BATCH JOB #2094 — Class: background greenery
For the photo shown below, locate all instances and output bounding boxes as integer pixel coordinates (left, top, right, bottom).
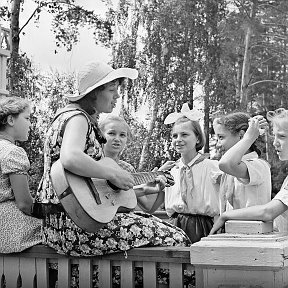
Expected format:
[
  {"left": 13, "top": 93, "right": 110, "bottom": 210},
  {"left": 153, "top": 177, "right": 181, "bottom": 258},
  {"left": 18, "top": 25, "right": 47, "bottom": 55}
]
[{"left": 2, "top": 0, "right": 288, "bottom": 197}]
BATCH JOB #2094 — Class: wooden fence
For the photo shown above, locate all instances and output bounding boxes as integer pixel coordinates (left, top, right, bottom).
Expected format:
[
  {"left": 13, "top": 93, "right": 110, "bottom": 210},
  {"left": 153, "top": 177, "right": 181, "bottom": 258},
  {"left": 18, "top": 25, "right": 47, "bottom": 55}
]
[{"left": 0, "top": 244, "right": 198, "bottom": 288}]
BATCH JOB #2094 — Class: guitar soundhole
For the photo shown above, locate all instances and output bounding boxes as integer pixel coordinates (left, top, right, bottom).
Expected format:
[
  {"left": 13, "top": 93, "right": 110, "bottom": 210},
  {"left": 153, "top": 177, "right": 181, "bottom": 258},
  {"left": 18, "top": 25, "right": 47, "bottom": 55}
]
[{"left": 106, "top": 180, "right": 121, "bottom": 192}]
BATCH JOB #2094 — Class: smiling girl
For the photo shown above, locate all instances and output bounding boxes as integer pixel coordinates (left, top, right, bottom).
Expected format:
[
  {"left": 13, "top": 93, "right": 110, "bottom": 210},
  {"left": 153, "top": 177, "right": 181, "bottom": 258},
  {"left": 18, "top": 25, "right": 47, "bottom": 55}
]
[
  {"left": 210, "top": 108, "right": 288, "bottom": 234},
  {"left": 213, "top": 112, "right": 271, "bottom": 214},
  {"left": 158, "top": 103, "right": 221, "bottom": 243},
  {"left": 99, "top": 115, "right": 177, "bottom": 215},
  {"left": 0, "top": 96, "right": 42, "bottom": 253},
  {"left": 99, "top": 115, "right": 135, "bottom": 173}
]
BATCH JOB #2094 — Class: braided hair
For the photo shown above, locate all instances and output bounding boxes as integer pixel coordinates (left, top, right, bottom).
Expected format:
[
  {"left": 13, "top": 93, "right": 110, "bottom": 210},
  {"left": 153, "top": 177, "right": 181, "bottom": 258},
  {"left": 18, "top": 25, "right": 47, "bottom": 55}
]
[{"left": 214, "top": 112, "right": 261, "bottom": 156}]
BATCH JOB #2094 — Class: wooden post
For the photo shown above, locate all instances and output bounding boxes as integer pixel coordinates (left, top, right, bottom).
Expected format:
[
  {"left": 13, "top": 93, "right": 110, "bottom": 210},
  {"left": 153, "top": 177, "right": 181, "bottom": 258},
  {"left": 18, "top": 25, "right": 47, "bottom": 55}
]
[
  {"left": 190, "top": 220, "right": 288, "bottom": 288},
  {"left": 0, "top": 25, "right": 11, "bottom": 96}
]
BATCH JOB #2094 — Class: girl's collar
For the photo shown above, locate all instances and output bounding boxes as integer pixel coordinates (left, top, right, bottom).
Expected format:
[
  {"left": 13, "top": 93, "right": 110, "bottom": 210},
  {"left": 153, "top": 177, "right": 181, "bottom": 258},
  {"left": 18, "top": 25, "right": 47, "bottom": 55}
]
[{"left": 180, "top": 152, "right": 200, "bottom": 166}]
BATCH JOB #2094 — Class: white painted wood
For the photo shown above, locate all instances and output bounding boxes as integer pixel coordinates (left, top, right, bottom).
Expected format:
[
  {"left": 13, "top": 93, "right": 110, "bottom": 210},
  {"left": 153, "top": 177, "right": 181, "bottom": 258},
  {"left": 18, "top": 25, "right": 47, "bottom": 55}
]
[
  {"left": 58, "top": 258, "right": 71, "bottom": 288},
  {"left": 20, "top": 258, "right": 36, "bottom": 288},
  {"left": 169, "top": 263, "right": 183, "bottom": 288},
  {"left": 0, "top": 256, "right": 3, "bottom": 275},
  {"left": 79, "top": 258, "right": 93, "bottom": 288},
  {"left": 0, "top": 245, "right": 193, "bottom": 288},
  {"left": 191, "top": 232, "right": 288, "bottom": 287},
  {"left": 98, "top": 259, "right": 112, "bottom": 288},
  {"left": 121, "top": 261, "right": 134, "bottom": 288},
  {"left": 204, "top": 268, "right": 276, "bottom": 288},
  {"left": 191, "top": 233, "right": 288, "bottom": 268},
  {"left": 36, "top": 258, "right": 49, "bottom": 288},
  {"left": 143, "top": 261, "right": 157, "bottom": 288},
  {"left": 225, "top": 220, "right": 273, "bottom": 234},
  {"left": 3, "top": 257, "right": 19, "bottom": 288},
  {"left": 0, "top": 26, "right": 10, "bottom": 97}
]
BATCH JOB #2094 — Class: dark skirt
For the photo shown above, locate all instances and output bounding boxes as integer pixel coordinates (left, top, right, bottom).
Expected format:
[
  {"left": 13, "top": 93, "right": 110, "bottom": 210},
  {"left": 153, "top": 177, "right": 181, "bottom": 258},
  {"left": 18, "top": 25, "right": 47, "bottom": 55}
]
[{"left": 169, "top": 213, "right": 214, "bottom": 244}]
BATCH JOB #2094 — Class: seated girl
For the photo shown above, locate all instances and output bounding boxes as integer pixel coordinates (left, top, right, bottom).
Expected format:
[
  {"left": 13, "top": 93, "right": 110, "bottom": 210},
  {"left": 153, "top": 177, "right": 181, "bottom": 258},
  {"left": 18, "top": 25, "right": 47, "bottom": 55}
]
[{"left": 0, "top": 96, "right": 42, "bottom": 253}]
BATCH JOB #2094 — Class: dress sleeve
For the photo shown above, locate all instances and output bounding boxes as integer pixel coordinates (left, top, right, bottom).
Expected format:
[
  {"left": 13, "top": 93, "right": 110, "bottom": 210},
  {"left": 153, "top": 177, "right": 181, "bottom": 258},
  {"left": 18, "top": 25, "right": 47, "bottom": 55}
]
[
  {"left": 2, "top": 146, "right": 30, "bottom": 175},
  {"left": 273, "top": 176, "right": 288, "bottom": 207},
  {"left": 207, "top": 159, "right": 222, "bottom": 184}
]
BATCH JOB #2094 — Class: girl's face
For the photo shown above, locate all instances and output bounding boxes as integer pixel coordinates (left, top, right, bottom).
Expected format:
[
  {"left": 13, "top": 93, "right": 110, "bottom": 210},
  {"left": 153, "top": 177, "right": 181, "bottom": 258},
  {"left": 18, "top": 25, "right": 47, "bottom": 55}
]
[
  {"left": 172, "top": 122, "right": 198, "bottom": 156},
  {"left": 93, "top": 80, "right": 120, "bottom": 113},
  {"left": 213, "top": 123, "right": 241, "bottom": 154},
  {"left": 103, "top": 121, "right": 128, "bottom": 156},
  {"left": 273, "top": 120, "right": 288, "bottom": 161},
  {"left": 12, "top": 107, "right": 31, "bottom": 141}
]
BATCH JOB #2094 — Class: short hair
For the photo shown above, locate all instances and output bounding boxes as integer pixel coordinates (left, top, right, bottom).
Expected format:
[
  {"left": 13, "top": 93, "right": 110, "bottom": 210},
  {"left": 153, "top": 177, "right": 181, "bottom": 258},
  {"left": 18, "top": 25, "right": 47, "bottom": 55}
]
[
  {"left": 99, "top": 115, "right": 132, "bottom": 139},
  {"left": 173, "top": 116, "right": 205, "bottom": 152},
  {"left": 0, "top": 96, "right": 30, "bottom": 130}
]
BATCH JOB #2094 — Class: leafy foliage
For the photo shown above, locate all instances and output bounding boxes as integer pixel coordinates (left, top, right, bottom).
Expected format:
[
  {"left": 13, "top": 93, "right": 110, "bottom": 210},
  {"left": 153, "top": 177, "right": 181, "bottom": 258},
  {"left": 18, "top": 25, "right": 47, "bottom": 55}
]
[{"left": 4, "top": 0, "right": 288, "bottom": 196}]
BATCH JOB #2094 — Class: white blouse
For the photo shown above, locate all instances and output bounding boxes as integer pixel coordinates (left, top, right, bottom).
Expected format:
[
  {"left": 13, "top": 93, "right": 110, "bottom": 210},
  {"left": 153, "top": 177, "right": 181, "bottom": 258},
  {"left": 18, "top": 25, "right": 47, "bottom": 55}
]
[
  {"left": 165, "top": 154, "right": 221, "bottom": 217},
  {"left": 273, "top": 176, "right": 288, "bottom": 232},
  {"left": 221, "top": 152, "right": 271, "bottom": 212}
]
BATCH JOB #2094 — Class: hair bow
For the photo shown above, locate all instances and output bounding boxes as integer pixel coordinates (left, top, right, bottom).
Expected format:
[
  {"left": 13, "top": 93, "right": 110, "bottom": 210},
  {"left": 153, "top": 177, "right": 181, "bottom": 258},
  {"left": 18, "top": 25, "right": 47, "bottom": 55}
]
[{"left": 164, "top": 103, "right": 204, "bottom": 124}]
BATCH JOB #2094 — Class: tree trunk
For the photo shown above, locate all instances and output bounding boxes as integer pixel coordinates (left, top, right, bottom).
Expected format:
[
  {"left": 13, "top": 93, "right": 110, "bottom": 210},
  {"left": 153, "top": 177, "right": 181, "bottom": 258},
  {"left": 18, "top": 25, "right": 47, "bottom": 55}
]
[
  {"left": 204, "top": 84, "right": 210, "bottom": 154},
  {"left": 138, "top": 97, "right": 159, "bottom": 171},
  {"left": 9, "top": 0, "right": 21, "bottom": 95},
  {"left": 240, "top": 0, "right": 258, "bottom": 108}
]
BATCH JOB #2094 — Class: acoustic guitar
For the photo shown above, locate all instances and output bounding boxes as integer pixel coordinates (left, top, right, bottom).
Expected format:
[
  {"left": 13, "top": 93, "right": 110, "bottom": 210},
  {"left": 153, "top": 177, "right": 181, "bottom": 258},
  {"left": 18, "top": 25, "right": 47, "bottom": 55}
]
[{"left": 50, "top": 157, "right": 174, "bottom": 233}]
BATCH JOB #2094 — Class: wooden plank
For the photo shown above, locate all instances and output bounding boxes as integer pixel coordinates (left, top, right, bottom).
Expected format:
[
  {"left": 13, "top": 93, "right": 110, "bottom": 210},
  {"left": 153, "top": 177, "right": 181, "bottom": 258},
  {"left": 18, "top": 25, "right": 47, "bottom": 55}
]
[
  {"left": 79, "top": 258, "right": 93, "bottom": 288},
  {"left": 0, "top": 256, "right": 4, "bottom": 275},
  {"left": 20, "top": 258, "right": 36, "bottom": 288},
  {"left": 3, "top": 257, "right": 19, "bottom": 288},
  {"left": 120, "top": 260, "right": 134, "bottom": 288},
  {"left": 36, "top": 258, "right": 49, "bottom": 288},
  {"left": 98, "top": 260, "right": 112, "bottom": 288},
  {"left": 143, "top": 262, "right": 157, "bottom": 288},
  {"left": 1, "top": 245, "right": 191, "bottom": 263},
  {"left": 169, "top": 263, "right": 183, "bottom": 288},
  {"left": 204, "top": 268, "right": 275, "bottom": 288},
  {"left": 225, "top": 220, "right": 273, "bottom": 234},
  {"left": 58, "top": 258, "right": 71, "bottom": 288},
  {"left": 195, "top": 267, "right": 203, "bottom": 288},
  {"left": 190, "top": 235, "right": 288, "bottom": 269}
]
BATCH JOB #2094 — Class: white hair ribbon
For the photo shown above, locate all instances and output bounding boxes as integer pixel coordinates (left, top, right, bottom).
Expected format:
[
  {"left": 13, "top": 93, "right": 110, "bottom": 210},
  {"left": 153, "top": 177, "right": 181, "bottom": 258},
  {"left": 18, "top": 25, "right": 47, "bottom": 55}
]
[{"left": 164, "top": 103, "right": 204, "bottom": 124}]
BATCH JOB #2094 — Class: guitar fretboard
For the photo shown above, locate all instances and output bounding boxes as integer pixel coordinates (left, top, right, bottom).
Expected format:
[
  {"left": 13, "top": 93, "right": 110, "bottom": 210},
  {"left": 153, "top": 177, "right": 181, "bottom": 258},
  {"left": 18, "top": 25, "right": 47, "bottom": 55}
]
[{"left": 132, "top": 172, "right": 165, "bottom": 186}]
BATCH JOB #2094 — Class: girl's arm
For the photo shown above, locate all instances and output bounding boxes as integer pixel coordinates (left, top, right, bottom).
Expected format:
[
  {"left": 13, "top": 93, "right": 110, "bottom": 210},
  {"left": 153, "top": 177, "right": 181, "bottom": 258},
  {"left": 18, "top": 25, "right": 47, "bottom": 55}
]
[
  {"left": 10, "top": 174, "right": 34, "bottom": 215},
  {"left": 136, "top": 190, "right": 165, "bottom": 213},
  {"left": 219, "top": 117, "right": 265, "bottom": 179},
  {"left": 135, "top": 177, "right": 166, "bottom": 213},
  {"left": 157, "top": 161, "right": 176, "bottom": 171},
  {"left": 210, "top": 200, "right": 288, "bottom": 234},
  {"left": 60, "top": 115, "right": 135, "bottom": 190}
]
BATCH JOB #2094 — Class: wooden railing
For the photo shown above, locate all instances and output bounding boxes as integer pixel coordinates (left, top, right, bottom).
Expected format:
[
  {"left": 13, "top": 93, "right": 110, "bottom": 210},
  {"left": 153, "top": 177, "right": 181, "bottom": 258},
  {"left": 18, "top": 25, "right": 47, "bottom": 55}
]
[{"left": 0, "top": 244, "right": 197, "bottom": 288}]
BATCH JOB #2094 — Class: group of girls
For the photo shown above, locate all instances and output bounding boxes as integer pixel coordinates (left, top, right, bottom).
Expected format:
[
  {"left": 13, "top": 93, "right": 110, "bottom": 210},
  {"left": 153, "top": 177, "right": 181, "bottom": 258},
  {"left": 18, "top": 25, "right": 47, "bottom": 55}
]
[{"left": 1, "top": 60, "right": 288, "bottom": 260}]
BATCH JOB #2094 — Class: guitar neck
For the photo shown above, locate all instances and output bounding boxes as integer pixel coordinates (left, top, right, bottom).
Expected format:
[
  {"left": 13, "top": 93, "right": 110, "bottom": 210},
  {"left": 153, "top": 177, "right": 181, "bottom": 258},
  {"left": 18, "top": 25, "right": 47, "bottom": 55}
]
[{"left": 132, "top": 171, "right": 164, "bottom": 185}]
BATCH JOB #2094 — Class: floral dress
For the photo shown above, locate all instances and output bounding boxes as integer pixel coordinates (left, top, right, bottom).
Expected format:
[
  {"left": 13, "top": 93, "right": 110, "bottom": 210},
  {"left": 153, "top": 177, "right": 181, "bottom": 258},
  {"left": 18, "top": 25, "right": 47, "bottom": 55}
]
[
  {"left": 35, "top": 109, "right": 190, "bottom": 257},
  {"left": 0, "top": 139, "right": 42, "bottom": 253}
]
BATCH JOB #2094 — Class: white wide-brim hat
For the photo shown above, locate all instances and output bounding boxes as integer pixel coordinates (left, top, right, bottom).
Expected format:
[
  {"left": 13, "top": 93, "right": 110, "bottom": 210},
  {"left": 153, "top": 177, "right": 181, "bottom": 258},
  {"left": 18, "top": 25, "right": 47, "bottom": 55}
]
[{"left": 66, "top": 61, "right": 138, "bottom": 102}]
